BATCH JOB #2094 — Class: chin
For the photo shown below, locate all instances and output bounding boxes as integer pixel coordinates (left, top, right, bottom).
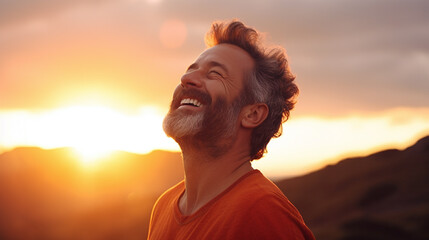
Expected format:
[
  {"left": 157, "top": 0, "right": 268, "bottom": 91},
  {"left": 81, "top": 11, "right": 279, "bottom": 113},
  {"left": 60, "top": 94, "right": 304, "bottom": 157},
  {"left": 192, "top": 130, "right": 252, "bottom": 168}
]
[{"left": 162, "top": 110, "right": 204, "bottom": 139}]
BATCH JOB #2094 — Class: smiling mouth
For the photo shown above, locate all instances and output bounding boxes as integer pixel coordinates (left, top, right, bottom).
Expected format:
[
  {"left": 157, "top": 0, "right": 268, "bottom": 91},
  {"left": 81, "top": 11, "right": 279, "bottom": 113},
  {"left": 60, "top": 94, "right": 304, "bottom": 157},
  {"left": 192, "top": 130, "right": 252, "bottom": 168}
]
[{"left": 180, "top": 98, "right": 202, "bottom": 107}]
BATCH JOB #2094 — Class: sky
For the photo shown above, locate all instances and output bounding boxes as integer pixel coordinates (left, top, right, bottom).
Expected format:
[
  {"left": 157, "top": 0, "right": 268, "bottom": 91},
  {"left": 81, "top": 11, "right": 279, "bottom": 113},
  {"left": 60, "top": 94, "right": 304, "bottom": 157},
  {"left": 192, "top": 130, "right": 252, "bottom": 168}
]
[{"left": 1, "top": 0, "right": 428, "bottom": 178}]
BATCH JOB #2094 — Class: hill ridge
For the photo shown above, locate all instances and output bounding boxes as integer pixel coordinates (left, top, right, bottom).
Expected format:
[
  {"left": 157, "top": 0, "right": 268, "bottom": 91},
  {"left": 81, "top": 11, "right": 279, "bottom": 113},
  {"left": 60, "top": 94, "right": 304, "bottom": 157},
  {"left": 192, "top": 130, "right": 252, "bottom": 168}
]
[
  {"left": 276, "top": 135, "right": 429, "bottom": 240},
  {"left": 0, "top": 136, "right": 428, "bottom": 239}
]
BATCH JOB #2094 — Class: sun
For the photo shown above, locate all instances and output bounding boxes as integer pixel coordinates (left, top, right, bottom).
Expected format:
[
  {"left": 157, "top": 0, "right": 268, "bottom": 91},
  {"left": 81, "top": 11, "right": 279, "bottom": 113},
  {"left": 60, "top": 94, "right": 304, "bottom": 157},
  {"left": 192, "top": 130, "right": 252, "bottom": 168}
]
[
  {"left": 0, "top": 104, "right": 179, "bottom": 166},
  {"left": 72, "top": 145, "right": 113, "bottom": 166},
  {"left": 58, "top": 105, "right": 171, "bottom": 166},
  {"left": 54, "top": 105, "right": 124, "bottom": 165}
]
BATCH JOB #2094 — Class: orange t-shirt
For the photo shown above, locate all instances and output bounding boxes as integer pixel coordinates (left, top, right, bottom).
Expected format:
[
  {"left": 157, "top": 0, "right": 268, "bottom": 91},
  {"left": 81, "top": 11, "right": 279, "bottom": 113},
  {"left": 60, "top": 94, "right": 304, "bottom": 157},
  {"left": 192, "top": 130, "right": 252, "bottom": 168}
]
[{"left": 148, "top": 170, "right": 315, "bottom": 240}]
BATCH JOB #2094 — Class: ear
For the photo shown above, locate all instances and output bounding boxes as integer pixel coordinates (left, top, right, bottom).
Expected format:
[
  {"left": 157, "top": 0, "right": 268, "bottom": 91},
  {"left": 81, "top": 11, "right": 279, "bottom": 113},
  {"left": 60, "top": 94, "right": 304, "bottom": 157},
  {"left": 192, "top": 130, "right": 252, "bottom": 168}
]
[{"left": 241, "top": 103, "right": 269, "bottom": 128}]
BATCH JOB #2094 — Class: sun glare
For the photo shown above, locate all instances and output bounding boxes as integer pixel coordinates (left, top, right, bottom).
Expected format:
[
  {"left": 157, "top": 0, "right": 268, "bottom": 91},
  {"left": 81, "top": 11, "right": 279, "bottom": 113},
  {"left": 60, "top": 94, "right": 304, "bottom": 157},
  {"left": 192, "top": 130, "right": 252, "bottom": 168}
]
[
  {"left": 253, "top": 108, "right": 429, "bottom": 177},
  {"left": 0, "top": 106, "right": 428, "bottom": 175},
  {"left": 0, "top": 105, "right": 179, "bottom": 166},
  {"left": 72, "top": 146, "right": 112, "bottom": 166},
  {"left": 62, "top": 106, "right": 122, "bottom": 165}
]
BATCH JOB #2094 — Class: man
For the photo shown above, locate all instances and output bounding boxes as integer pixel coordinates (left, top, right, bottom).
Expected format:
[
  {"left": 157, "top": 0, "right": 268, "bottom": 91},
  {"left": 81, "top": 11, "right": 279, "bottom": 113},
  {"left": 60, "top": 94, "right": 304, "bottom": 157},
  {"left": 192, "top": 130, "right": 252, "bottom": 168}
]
[{"left": 148, "top": 20, "right": 315, "bottom": 240}]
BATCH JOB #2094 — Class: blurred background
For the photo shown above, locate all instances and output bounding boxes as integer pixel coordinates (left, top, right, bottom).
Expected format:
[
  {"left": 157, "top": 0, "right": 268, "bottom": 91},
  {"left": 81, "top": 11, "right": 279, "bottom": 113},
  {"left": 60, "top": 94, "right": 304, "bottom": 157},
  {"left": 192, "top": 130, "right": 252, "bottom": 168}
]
[{"left": 0, "top": 0, "right": 428, "bottom": 239}]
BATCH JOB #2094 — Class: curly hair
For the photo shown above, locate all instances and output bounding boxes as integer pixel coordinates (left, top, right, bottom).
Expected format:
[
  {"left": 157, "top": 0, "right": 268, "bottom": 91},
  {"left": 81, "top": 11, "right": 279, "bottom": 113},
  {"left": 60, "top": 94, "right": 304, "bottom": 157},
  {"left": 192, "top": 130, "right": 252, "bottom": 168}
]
[{"left": 205, "top": 20, "right": 299, "bottom": 160}]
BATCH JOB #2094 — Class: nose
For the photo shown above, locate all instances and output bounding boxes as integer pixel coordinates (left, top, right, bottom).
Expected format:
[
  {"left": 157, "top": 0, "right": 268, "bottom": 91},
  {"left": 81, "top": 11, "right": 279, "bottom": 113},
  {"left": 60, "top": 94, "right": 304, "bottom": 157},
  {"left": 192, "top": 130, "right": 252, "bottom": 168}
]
[{"left": 180, "top": 70, "right": 203, "bottom": 88}]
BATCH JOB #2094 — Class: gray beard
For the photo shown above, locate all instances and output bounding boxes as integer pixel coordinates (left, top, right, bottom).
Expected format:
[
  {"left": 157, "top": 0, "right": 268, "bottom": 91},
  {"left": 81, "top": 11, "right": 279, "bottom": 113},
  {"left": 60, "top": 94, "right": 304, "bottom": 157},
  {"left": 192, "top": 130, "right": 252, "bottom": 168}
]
[
  {"left": 162, "top": 98, "right": 242, "bottom": 157},
  {"left": 162, "top": 109, "right": 204, "bottom": 139}
]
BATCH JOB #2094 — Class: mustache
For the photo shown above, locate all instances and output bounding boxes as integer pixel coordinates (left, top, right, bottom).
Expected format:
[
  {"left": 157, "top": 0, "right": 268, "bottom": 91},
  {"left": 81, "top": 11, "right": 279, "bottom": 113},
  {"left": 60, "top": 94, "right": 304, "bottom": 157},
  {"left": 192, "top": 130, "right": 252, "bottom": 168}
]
[{"left": 171, "top": 88, "right": 212, "bottom": 109}]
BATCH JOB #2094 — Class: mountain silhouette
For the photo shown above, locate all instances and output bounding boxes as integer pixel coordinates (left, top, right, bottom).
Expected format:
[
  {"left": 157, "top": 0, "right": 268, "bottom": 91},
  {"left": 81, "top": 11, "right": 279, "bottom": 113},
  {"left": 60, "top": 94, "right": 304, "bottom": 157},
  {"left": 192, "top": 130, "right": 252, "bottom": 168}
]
[
  {"left": 277, "top": 136, "right": 429, "bottom": 240},
  {"left": 0, "top": 147, "right": 183, "bottom": 240},
  {"left": 0, "top": 136, "right": 428, "bottom": 239}
]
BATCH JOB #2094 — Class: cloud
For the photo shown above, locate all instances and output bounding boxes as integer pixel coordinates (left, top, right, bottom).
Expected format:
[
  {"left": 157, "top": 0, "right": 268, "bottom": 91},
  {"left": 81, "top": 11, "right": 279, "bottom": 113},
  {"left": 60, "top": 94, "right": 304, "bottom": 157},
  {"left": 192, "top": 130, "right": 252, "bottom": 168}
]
[
  {"left": 0, "top": 0, "right": 118, "bottom": 28},
  {"left": 154, "top": 0, "right": 429, "bottom": 114},
  {"left": 0, "top": 0, "right": 428, "bottom": 115}
]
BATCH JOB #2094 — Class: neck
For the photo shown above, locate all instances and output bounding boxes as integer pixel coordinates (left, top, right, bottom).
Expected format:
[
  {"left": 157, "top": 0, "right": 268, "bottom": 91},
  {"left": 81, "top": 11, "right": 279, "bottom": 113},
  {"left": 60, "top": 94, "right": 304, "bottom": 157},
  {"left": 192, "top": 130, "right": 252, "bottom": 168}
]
[{"left": 177, "top": 138, "right": 253, "bottom": 215}]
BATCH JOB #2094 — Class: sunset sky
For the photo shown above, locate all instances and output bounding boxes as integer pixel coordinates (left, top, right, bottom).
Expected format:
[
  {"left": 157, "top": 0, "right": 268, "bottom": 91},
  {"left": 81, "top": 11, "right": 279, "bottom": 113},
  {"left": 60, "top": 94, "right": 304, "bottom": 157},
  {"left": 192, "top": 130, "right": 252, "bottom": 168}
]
[{"left": 1, "top": 0, "right": 428, "bottom": 178}]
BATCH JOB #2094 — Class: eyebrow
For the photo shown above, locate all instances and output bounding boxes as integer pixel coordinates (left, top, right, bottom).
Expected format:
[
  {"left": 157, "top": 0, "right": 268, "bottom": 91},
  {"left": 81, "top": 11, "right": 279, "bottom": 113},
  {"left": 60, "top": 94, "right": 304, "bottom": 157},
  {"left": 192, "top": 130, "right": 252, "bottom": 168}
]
[
  {"left": 208, "top": 61, "right": 229, "bottom": 75},
  {"left": 186, "top": 61, "right": 230, "bottom": 75}
]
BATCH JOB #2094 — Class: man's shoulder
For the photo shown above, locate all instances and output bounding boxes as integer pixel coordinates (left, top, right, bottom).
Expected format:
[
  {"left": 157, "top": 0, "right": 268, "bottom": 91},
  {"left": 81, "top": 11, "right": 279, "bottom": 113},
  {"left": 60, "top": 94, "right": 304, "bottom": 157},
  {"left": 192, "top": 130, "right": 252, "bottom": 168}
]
[
  {"left": 233, "top": 171, "right": 310, "bottom": 222},
  {"left": 153, "top": 180, "right": 184, "bottom": 209},
  {"left": 220, "top": 170, "right": 298, "bottom": 213},
  {"left": 212, "top": 170, "right": 315, "bottom": 240},
  {"left": 230, "top": 170, "right": 289, "bottom": 202}
]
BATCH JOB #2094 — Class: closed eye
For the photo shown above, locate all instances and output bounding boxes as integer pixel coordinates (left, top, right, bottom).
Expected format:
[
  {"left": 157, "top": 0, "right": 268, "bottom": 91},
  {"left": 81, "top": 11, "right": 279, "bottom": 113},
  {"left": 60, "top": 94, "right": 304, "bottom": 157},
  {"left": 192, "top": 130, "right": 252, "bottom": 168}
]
[{"left": 209, "top": 70, "right": 224, "bottom": 78}]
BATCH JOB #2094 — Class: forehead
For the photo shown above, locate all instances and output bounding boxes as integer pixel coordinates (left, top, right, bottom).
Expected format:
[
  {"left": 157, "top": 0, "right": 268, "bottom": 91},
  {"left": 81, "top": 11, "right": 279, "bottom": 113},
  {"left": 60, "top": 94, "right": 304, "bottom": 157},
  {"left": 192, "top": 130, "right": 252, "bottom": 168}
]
[{"left": 195, "top": 44, "right": 254, "bottom": 73}]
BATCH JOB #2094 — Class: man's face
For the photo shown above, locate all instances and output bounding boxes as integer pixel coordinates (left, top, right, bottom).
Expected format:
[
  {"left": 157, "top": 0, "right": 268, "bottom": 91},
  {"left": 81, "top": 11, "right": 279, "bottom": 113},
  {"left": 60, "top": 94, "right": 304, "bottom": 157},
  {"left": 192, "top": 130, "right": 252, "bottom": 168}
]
[{"left": 163, "top": 44, "right": 254, "bottom": 151}]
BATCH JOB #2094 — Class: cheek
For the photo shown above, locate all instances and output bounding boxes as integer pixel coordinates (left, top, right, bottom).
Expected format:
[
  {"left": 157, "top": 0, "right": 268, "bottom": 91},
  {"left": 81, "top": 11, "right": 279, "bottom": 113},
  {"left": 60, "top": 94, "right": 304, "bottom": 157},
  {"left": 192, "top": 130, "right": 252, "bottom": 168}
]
[
  {"left": 206, "top": 81, "right": 231, "bottom": 103},
  {"left": 171, "top": 85, "right": 183, "bottom": 101},
  {"left": 173, "top": 85, "right": 181, "bottom": 96},
  {"left": 169, "top": 85, "right": 182, "bottom": 108}
]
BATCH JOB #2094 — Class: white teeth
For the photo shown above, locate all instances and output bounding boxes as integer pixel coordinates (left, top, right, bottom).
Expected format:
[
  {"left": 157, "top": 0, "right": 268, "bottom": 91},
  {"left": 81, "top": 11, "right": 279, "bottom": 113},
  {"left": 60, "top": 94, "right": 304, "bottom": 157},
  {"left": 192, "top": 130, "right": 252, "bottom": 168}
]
[{"left": 180, "top": 98, "right": 202, "bottom": 107}]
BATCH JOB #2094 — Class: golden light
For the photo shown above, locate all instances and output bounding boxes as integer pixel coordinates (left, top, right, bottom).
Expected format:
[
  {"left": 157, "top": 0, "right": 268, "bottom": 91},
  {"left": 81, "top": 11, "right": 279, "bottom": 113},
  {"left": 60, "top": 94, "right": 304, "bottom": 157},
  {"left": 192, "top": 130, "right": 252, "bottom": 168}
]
[
  {"left": 0, "top": 105, "right": 179, "bottom": 166},
  {"left": 61, "top": 106, "right": 123, "bottom": 165},
  {"left": 0, "top": 106, "right": 428, "bottom": 175},
  {"left": 252, "top": 108, "right": 429, "bottom": 178}
]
